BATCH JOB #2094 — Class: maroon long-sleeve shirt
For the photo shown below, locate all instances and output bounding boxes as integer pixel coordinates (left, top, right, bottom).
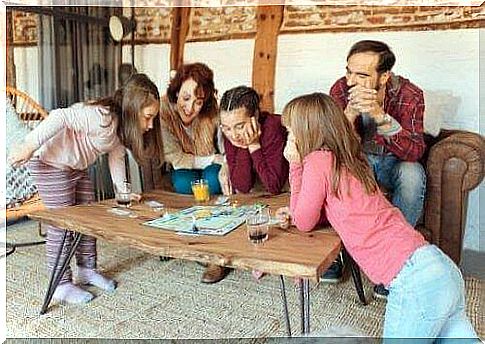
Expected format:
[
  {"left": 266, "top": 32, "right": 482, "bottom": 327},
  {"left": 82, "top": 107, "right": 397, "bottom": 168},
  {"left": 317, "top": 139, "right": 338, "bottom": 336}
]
[{"left": 223, "top": 112, "right": 289, "bottom": 195}]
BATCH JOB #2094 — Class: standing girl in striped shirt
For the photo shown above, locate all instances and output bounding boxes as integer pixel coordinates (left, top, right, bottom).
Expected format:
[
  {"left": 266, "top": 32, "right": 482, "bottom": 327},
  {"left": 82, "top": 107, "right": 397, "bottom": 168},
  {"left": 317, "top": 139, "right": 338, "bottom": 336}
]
[{"left": 9, "top": 73, "right": 164, "bottom": 304}]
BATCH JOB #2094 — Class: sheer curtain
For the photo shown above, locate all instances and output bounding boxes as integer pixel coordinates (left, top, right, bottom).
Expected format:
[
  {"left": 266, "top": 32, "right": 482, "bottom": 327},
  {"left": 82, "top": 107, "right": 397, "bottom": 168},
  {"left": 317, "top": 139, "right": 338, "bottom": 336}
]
[
  {"left": 38, "top": 7, "right": 120, "bottom": 107},
  {"left": 37, "top": 13, "right": 56, "bottom": 111},
  {"left": 37, "top": 7, "right": 122, "bottom": 200}
]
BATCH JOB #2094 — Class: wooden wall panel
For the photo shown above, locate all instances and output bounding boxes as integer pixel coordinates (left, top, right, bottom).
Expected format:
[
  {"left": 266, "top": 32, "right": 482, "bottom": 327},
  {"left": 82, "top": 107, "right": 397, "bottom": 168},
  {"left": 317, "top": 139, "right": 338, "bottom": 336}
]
[
  {"left": 170, "top": 7, "right": 191, "bottom": 71},
  {"left": 252, "top": 5, "right": 284, "bottom": 113},
  {"left": 7, "top": 11, "right": 16, "bottom": 87}
]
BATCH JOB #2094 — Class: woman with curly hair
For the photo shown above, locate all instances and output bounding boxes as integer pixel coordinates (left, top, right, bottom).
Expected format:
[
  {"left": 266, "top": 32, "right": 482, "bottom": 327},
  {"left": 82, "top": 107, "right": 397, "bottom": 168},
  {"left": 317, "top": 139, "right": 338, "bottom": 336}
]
[
  {"left": 159, "top": 62, "right": 230, "bottom": 284},
  {"left": 160, "top": 62, "right": 230, "bottom": 197}
]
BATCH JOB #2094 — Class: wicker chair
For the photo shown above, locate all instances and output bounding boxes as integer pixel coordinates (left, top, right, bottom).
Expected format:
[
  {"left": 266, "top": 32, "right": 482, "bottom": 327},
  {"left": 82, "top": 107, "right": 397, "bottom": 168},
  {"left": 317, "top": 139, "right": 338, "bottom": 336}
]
[
  {"left": 6, "top": 86, "right": 48, "bottom": 128},
  {"left": 5, "top": 86, "right": 47, "bottom": 230}
]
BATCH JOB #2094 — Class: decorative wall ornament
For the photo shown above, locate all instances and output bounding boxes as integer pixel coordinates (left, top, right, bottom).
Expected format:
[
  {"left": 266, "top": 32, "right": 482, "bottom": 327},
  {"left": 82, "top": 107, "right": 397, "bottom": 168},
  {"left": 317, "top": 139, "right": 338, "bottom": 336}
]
[{"left": 12, "top": 10, "right": 38, "bottom": 46}]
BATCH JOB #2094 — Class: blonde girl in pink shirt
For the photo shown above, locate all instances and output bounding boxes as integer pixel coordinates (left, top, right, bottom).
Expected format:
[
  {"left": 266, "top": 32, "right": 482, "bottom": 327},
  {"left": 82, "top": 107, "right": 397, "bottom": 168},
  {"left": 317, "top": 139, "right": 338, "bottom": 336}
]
[
  {"left": 9, "top": 73, "right": 164, "bottom": 305},
  {"left": 277, "top": 93, "right": 477, "bottom": 341}
]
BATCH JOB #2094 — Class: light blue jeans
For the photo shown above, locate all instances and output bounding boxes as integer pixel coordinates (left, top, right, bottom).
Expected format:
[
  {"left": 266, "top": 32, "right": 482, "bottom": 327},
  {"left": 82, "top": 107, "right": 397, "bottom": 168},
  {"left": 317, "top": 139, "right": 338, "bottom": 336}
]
[
  {"left": 367, "top": 154, "right": 426, "bottom": 227},
  {"left": 383, "top": 245, "right": 478, "bottom": 343}
]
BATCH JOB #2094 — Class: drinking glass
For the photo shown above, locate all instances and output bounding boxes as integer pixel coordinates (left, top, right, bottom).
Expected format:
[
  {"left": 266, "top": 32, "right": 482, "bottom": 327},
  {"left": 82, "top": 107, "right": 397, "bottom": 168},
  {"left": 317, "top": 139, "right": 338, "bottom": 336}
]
[
  {"left": 246, "top": 208, "right": 270, "bottom": 244},
  {"left": 191, "top": 179, "right": 210, "bottom": 203},
  {"left": 115, "top": 182, "right": 132, "bottom": 208}
]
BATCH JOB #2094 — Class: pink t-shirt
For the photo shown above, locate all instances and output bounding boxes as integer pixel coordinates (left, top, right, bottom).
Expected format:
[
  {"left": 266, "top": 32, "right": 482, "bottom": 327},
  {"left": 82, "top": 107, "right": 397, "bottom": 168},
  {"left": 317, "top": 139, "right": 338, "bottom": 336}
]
[
  {"left": 25, "top": 103, "right": 126, "bottom": 189},
  {"left": 289, "top": 150, "right": 427, "bottom": 286}
]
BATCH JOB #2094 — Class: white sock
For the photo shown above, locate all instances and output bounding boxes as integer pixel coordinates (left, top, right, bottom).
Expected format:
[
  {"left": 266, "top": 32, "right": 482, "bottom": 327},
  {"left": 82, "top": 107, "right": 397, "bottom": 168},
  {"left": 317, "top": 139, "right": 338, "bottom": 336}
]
[
  {"left": 77, "top": 267, "right": 117, "bottom": 292},
  {"left": 53, "top": 282, "right": 94, "bottom": 304}
]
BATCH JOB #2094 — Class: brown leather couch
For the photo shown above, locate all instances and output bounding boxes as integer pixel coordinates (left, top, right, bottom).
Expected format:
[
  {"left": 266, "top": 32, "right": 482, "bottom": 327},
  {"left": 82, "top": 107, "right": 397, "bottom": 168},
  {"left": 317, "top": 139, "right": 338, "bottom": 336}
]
[
  {"left": 417, "top": 129, "right": 485, "bottom": 264},
  {"left": 140, "top": 128, "right": 485, "bottom": 266}
]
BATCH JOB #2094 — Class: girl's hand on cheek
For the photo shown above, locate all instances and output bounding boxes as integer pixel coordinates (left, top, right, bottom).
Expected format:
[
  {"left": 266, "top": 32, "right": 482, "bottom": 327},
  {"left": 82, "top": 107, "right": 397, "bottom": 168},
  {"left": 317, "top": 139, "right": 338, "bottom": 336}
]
[{"left": 283, "top": 139, "right": 301, "bottom": 164}]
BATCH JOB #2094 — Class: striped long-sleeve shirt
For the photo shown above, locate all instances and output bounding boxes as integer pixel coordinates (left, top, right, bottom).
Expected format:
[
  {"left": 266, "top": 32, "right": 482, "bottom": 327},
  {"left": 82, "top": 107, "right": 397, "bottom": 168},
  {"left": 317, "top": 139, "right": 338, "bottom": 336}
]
[
  {"left": 330, "top": 74, "right": 426, "bottom": 162},
  {"left": 24, "top": 103, "right": 126, "bottom": 189}
]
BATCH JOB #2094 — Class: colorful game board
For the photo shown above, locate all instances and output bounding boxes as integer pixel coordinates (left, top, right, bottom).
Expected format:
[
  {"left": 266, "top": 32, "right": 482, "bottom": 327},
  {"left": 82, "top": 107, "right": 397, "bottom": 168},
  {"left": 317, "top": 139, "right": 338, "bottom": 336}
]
[{"left": 142, "top": 205, "right": 265, "bottom": 236}]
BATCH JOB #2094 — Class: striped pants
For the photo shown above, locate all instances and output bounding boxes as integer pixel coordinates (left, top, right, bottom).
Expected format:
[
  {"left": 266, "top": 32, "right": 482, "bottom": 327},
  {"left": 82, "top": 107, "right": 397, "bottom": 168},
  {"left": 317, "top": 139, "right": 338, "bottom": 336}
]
[{"left": 29, "top": 158, "right": 97, "bottom": 284}]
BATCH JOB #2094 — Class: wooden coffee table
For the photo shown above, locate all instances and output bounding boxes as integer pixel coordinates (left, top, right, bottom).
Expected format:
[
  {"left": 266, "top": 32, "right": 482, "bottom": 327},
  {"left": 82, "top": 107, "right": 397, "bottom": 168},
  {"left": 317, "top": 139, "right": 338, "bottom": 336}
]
[{"left": 29, "top": 191, "right": 366, "bottom": 335}]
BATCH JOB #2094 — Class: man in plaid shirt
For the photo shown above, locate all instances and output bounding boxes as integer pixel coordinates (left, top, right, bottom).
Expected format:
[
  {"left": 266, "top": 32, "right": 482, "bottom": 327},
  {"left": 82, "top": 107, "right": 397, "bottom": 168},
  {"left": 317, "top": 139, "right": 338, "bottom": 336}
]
[{"left": 327, "top": 40, "right": 426, "bottom": 298}]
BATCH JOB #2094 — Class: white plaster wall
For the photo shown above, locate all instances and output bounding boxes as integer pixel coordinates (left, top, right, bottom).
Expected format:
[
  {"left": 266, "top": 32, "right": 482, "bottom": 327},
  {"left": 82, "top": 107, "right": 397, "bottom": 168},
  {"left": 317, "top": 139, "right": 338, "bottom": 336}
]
[
  {"left": 275, "top": 29, "right": 480, "bottom": 132},
  {"left": 275, "top": 29, "right": 483, "bottom": 252},
  {"left": 122, "top": 40, "right": 255, "bottom": 97},
  {"left": 122, "top": 44, "right": 171, "bottom": 95},
  {"left": 184, "top": 39, "right": 254, "bottom": 99}
]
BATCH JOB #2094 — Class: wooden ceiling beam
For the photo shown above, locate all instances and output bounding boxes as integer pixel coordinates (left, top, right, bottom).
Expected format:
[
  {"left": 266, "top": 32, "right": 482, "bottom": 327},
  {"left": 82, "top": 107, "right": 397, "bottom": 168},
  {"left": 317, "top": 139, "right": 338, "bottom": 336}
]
[{"left": 170, "top": 6, "right": 191, "bottom": 71}]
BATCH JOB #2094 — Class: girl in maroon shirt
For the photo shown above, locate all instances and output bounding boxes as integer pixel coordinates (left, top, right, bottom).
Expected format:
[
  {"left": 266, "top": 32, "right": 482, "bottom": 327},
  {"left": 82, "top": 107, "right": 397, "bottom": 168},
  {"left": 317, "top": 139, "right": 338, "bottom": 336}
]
[{"left": 219, "top": 86, "right": 288, "bottom": 195}]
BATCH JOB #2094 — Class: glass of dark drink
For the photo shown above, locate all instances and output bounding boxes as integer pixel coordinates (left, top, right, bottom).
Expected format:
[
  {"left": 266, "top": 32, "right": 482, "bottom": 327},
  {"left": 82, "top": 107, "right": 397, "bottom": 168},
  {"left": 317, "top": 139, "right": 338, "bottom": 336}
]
[
  {"left": 246, "top": 208, "right": 270, "bottom": 245},
  {"left": 115, "top": 182, "right": 132, "bottom": 208}
]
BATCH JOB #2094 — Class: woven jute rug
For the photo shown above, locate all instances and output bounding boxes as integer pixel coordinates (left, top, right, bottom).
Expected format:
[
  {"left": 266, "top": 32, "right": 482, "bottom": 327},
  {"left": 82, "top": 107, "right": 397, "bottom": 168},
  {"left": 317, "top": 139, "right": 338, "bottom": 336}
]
[{"left": 5, "top": 220, "right": 484, "bottom": 340}]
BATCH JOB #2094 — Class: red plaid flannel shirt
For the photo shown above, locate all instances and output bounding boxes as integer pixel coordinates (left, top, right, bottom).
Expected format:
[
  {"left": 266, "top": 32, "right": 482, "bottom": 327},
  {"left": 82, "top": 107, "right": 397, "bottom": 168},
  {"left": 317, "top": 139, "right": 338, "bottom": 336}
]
[{"left": 330, "top": 74, "right": 426, "bottom": 162}]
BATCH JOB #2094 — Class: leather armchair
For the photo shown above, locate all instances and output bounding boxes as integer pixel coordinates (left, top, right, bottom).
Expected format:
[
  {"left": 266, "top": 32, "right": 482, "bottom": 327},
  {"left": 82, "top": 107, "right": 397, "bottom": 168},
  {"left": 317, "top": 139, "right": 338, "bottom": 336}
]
[{"left": 417, "top": 129, "right": 485, "bottom": 264}]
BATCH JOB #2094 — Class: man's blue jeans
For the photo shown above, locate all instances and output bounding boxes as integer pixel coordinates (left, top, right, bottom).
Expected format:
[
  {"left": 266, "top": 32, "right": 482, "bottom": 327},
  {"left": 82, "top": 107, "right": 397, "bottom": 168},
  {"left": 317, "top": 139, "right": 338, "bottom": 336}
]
[
  {"left": 383, "top": 245, "right": 478, "bottom": 342},
  {"left": 171, "top": 164, "right": 222, "bottom": 195},
  {"left": 367, "top": 154, "right": 426, "bottom": 227}
]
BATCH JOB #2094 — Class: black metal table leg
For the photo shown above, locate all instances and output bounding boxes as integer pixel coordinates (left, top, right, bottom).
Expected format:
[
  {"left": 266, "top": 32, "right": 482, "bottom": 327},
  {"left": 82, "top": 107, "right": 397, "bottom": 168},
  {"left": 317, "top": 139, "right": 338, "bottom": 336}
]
[
  {"left": 40, "top": 231, "right": 83, "bottom": 314},
  {"left": 299, "top": 278, "right": 311, "bottom": 334},
  {"left": 279, "top": 275, "right": 292, "bottom": 337},
  {"left": 343, "top": 247, "right": 367, "bottom": 305},
  {"left": 299, "top": 278, "right": 304, "bottom": 334},
  {"left": 303, "top": 279, "right": 310, "bottom": 334},
  {"left": 38, "top": 222, "right": 46, "bottom": 237}
]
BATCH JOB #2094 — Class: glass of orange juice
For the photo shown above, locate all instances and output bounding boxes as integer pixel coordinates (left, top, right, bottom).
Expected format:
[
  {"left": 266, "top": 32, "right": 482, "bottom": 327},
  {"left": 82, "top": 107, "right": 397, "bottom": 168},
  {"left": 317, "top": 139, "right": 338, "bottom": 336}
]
[{"left": 191, "top": 179, "right": 210, "bottom": 203}]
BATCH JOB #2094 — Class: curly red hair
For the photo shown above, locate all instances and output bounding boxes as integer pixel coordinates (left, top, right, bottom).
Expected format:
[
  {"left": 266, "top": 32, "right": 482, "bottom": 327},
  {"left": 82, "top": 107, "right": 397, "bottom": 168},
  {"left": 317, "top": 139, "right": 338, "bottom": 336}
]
[{"left": 167, "top": 62, "right": 218, "bottom": 120}]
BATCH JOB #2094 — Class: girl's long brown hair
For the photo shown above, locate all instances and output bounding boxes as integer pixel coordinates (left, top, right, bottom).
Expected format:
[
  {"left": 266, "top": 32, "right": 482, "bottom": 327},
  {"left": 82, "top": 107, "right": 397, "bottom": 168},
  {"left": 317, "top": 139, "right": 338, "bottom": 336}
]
[
  {"left": 91, "top": 73, "right": 164, "bottom": 167},
  {"left": 282, "top": 92, "right": 377, "bottom": 196}
]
